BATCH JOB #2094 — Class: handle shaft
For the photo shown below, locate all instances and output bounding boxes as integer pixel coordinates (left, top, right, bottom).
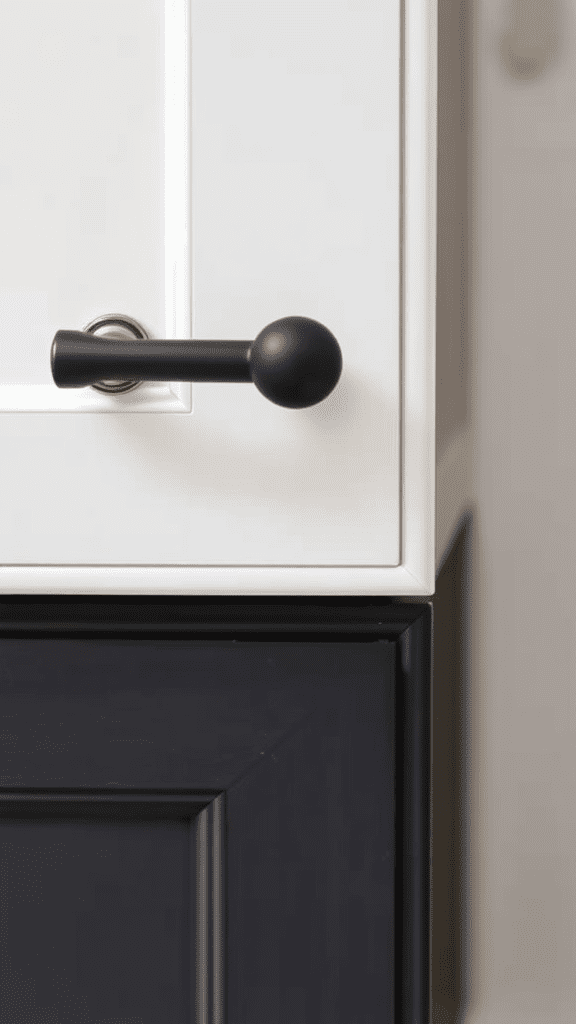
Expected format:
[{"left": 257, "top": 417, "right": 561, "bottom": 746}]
[
  {"left": 51, "top": 316, "right": 343, "bottom": 408},
  {"left": 51, "top": 332, "right": 252, "bottom": 388}
]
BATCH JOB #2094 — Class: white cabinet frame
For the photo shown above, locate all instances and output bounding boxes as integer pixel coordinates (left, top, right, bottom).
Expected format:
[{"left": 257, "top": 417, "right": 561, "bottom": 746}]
[{"left": 0, "top": 0, "right": 436, "bottom": 596}]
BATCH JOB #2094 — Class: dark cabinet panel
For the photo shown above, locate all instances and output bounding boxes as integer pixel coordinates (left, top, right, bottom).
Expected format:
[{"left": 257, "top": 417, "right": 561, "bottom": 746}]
[{"left": 0, "top": 600, "right": 430, "bottom": 1024}]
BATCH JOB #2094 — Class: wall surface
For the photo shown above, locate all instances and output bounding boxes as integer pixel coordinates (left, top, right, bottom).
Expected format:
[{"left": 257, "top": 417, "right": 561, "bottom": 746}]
[{"left": 432, "top": 0, "right": 576, "bottom": 1020}]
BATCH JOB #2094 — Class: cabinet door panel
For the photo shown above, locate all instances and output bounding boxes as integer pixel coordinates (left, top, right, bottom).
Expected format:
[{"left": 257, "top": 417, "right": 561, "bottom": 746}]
[{"left": 0, "top": 601, "right": 431, "bottom": 1023}]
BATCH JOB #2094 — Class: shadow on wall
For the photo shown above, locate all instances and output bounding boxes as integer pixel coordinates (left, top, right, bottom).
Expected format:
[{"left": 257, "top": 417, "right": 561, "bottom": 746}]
[
  {"left": 431, "top": 513, "right": 473, "bottom": 1024},
  {"left": 435, "top": 0, "right": 471, "bottom": 465},
  {"left": 434, "top": 0, "right": 563, "bottom": 457},
  {"left": 433, "top": 0, "right": 563, "bottom": 1017},
  {"left": 500, "top": 0, "right": 560, "bottom": 80},
  {"left": 433, "top": 0, "right": 474, "bottom": 1006}
]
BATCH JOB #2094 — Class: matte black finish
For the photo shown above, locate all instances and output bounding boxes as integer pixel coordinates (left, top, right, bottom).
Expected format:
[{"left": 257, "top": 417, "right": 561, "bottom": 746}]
[
  {"left": 0, "top": 599, "right": 430, "bottom": 1024},
  {"left": 51, "top": 316, "right": 343, "bottom": 408},
  {"left": 51, "top": 334, "right": 253, "bottom": 387},
  {"left": 250, "top": 316, "right": 342, "bottom": 409}
]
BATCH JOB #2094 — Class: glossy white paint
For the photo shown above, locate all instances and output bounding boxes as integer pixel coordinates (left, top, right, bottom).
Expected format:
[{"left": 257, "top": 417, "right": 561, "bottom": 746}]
[{"left": 0, "top": 0, "right": 436, "bottom": 594}]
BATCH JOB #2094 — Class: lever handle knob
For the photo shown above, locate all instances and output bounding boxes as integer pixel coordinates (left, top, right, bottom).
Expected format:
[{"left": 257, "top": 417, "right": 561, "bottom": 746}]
[
  {"left": 51, "top": 316, "right": 342, "bottom": 409},
  {"left": 250, "top": 316, "right": 342, "bottom": 408}
]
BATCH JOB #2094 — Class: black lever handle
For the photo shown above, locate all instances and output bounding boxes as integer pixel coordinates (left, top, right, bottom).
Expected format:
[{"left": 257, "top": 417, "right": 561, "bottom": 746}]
[{"left": 51, "top": 316, "right": 342, "bottom": 409}]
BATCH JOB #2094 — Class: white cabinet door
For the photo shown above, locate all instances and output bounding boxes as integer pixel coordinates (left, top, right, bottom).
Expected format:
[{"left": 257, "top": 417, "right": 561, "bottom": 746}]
[{"left": 0, "top": 0, "right": 435, "bottom": 595}]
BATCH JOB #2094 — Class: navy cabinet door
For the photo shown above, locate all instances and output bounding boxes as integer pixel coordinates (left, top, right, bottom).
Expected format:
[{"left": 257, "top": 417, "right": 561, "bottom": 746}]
[{"left": 0, "top": 599, "right": 430, "bottom": 1024}]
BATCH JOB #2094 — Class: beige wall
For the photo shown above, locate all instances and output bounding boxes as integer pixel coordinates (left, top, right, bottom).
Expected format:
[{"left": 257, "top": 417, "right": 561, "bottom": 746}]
[{"left": 432, "top": 0, "right": 576, "bottom": 1020}]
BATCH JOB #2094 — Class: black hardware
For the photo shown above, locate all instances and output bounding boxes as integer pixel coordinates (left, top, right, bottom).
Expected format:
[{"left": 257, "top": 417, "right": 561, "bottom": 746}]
[{"left": 51, "top": 316, "right": 343, "bottom": 409}]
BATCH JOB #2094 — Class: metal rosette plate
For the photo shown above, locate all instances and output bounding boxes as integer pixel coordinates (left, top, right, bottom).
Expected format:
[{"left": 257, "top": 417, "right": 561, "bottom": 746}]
[{"left": 84, "top": 314, "right": 148, "bottom": 394}]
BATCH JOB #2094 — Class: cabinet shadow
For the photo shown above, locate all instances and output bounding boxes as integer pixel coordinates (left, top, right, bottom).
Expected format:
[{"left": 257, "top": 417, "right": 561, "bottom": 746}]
[
  {"left": 435, "top": 0, "right": 472, "bottom": 463},
  {"left": 431, "top": 515, "right": 472, "bottom": 1024}
]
